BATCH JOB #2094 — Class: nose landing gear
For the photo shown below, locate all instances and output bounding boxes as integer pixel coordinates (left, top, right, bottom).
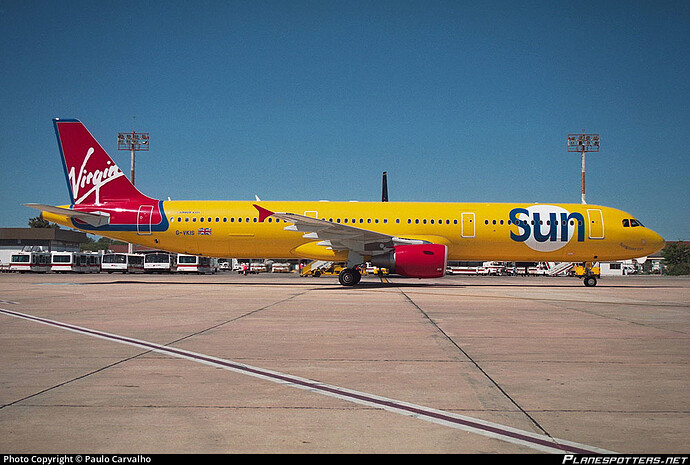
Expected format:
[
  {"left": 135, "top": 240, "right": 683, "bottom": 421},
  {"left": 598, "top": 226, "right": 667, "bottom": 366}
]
[{"left": 575, "top": 262, "right": 600, "bottom": 287}]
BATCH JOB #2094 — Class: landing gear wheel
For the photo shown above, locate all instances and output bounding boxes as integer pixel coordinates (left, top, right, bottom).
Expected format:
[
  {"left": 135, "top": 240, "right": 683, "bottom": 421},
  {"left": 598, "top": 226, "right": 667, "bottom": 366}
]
[
  {"left": 584, "top": 276, "right": 598, "bottom": 287},
  {"left": 338, "top": 268, "right": 361, "bottom": 286}
]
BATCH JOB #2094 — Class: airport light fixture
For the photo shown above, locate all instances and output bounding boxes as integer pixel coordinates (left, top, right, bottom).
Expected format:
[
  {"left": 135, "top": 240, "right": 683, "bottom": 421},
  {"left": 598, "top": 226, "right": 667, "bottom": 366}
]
[
  {"left": 567, "top": 131, "right": 600, "bottom": 204},
  {"left": 117, "top": 130, "right": 149, "bottom": 186}
]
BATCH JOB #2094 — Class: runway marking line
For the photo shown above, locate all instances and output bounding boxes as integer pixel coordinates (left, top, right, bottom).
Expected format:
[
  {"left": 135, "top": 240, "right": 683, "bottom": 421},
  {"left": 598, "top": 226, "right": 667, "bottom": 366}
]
[{"left": 0, "top": 307, "right": 614, "bottom": 454}]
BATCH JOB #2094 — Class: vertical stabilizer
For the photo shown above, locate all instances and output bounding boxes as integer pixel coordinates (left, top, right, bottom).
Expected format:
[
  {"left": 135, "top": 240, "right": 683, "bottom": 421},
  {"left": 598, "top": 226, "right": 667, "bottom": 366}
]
[{"left": 53, "top": 118, "right": 153, "bottom": 205}]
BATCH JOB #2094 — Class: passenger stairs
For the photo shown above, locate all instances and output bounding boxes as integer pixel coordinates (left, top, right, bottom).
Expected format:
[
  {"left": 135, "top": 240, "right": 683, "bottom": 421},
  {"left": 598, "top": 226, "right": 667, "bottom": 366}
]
[
  {"left": 300, "top": 260, "right": 334, "bottom": 277},
  {"left": 546, "top": 262, "right": 574, "bottom": 276}
]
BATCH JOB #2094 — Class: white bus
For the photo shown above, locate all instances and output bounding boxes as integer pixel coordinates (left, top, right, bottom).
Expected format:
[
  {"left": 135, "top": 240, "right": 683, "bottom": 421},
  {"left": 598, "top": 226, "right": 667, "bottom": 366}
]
[
  {"left": 101, "top": 253, "right": 144, "bottom": 273},
  {"left": 10, "top": 251, "right": 51, "bottom": 273},
  {"left": 175, "top": 255, "right": 213, "bottom": 274},
  {"left": 144, "top": 252, "right": 176, "bottom": 273},
  {"left": 51, "top": 252, "right": 101, "bottom": 273}
]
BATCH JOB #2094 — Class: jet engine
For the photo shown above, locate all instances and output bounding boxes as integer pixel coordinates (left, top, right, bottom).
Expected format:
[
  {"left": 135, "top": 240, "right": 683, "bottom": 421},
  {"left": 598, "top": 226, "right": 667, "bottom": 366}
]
[{"left": 371, "top": 244, "right": 447, "bottom": 278}]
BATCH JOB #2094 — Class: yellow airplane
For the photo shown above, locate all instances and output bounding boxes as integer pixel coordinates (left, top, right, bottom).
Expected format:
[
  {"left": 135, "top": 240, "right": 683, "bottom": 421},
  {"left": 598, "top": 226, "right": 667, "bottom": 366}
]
[{"left": 26, "top": 119, "right": 665, "bottom": 287}]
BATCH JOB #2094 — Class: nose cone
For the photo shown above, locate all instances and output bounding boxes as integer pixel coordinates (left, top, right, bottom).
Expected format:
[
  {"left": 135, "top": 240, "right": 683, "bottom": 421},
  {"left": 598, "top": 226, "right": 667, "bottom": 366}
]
[{"left": 642, "top": 229, "right": 665, "bottom": 255}]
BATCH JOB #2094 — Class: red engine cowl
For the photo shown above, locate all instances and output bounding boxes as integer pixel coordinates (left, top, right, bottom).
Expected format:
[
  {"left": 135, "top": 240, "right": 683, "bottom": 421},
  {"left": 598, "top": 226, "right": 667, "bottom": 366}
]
[{"left": 371, "top": 244, "right": 447, "bottom": 278}]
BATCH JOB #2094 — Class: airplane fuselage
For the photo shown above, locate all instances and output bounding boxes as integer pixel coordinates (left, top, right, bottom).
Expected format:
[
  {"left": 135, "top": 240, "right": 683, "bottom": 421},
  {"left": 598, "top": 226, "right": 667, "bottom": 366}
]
[{"left": 43, "top": 200, "right": 664, "bottom": 263}]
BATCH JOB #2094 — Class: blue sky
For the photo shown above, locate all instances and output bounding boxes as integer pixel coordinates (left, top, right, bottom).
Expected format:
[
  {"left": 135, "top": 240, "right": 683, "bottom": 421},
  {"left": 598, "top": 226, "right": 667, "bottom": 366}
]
[{"left": 1, "top": 1, "right": 688, "bottom": 240}]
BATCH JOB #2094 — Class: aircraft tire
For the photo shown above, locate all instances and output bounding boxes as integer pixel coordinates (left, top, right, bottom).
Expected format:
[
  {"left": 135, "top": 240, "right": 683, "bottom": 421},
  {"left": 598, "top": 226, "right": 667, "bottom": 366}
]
[{"left": 339, "top": 268, "right": 360, "bottom": 286}]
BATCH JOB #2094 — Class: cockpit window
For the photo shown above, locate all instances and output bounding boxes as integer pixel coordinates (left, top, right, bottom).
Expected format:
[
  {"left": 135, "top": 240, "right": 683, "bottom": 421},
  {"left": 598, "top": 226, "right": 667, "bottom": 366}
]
[{"left": 623, "top": 218, "right": 644, "bottom": 228}]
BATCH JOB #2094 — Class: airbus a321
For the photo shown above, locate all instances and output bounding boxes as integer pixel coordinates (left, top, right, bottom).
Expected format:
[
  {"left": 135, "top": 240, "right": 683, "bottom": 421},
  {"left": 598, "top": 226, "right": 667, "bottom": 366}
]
[{"left": 26, "top": 119, "right": 665, "bottom": 287}]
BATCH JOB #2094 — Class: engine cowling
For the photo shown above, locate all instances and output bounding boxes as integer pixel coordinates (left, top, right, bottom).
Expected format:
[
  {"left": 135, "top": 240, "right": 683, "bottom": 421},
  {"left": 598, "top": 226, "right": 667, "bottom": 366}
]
[{"left": 371, "top": 244, "right": 447, "bottom": 278}]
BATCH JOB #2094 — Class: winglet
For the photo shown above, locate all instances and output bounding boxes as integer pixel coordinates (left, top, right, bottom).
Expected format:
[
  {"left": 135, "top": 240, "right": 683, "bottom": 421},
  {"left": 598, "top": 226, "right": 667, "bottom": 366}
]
[{"left": 253, "top": 204, "right": 274, "bottom": 222}]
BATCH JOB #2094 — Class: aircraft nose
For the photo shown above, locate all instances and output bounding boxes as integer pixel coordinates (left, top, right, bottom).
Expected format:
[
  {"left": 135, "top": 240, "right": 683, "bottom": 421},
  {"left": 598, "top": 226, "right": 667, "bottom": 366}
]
[{"left": 642, "top": 229, "right": 665, "bottom": 255}]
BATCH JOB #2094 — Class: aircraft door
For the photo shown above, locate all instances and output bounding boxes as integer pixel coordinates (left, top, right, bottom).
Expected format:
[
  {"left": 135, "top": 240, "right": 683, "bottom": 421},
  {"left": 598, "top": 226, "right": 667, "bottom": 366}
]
[
  {"left": 137, "top": 205, "right": 154, "bottom": 235},
  {"left": 461, "top": 212, "right": 475, "bottom": 238},
  {"left": 587, "top": 209, "right": 604, "bottom": 239}
]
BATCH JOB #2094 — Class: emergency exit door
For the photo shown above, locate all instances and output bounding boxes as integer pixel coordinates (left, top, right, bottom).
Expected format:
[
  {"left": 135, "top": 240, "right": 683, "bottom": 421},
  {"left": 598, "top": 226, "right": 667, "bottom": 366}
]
[
  {"left": 137, "top": 205, "right": 154, "bottom": 235},
  {"left": 461, "top": 212, "right": 475, "bottom": 238},
  {"left": 587, "top": 209, "right": 605, "bottom": 240}
]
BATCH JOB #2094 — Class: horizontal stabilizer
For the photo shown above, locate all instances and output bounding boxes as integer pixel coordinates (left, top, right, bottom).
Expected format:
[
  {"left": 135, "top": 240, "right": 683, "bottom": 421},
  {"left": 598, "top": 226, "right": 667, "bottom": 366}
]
[{"left": 24, "top": 203, "right": 110, "bottom": 227}]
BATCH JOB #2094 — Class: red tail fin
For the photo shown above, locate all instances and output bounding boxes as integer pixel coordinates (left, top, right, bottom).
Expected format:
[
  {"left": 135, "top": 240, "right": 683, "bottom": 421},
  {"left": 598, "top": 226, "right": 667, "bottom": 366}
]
[{"left": 53, "top": 118, "right": 153, "bottom": 205}]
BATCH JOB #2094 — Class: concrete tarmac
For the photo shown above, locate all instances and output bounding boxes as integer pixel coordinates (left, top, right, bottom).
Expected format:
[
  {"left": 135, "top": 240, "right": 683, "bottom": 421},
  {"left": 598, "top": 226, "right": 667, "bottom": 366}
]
[{"left": 0, "top": 272, "right": 688, "bottom": 454}]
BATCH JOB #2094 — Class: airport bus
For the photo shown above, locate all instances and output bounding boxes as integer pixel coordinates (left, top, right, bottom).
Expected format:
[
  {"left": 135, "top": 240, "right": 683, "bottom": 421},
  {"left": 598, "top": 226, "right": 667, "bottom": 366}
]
[
  {"left": 10, "top": 251, "right": 51, "bottom": 273},
  {"left": 51, "top": 252, "right": 101, "bottom": 273},
  {"left": 101, "top": 253, "right": 144, "bottom": 273},
  {"left": 144, "top": 252, "right": 176, "bottom": 273},
  {"left": 175, "top": 254, "right": 214, "bottom": 274}
]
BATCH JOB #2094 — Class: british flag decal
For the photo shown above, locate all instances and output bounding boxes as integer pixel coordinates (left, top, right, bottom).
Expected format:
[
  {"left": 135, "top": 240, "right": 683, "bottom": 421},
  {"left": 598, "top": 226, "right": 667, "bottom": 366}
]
[{"left": 198, "top": 228, "right": 212, "bottom": 235}]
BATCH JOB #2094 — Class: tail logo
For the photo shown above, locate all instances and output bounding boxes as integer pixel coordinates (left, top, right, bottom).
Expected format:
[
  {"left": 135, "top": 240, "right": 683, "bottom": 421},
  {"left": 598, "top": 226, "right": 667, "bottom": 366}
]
[{"left": 68, "top": 147, "right": 125, "bottom": 204}]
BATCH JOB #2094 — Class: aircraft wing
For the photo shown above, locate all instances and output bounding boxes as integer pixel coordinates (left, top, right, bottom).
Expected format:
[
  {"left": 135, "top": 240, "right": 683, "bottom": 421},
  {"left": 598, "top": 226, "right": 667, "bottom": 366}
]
[
  {"left": 253, "top": 204, "right": 426, "bottom": 256},
  {"left": 24, "top": 203, "right": 111, "bottom": 227}
]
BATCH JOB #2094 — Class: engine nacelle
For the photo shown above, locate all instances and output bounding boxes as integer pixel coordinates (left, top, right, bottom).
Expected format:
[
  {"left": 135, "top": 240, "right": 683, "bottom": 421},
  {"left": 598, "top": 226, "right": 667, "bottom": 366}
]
[{"left": 371, "top": 244, "right": 447, "bottom": 278}]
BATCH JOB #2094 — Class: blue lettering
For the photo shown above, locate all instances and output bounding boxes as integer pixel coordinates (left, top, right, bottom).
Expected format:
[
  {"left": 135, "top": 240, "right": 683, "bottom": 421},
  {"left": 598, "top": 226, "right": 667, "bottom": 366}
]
[
  {"left": 509, "top": 208, "right": 530, "bottom": 242},
  {"left": 533, "top": 212, "right": 558, "bottom": 242},
  {"left": 560, "top": 212, "right": 585, "bottom": 242},
  {"left": 509, "top": 208, "right": 585, "bottom": 244}
]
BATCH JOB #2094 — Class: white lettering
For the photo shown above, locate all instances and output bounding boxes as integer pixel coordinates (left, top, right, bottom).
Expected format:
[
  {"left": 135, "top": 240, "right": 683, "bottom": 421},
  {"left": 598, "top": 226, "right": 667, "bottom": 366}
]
[{"left": 68, "top": 147, "right": 124, "bottom": 204}]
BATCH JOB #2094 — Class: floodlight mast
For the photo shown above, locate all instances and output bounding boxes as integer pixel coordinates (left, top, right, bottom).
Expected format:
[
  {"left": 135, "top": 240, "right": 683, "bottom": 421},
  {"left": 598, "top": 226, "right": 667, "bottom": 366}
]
[
  {"left": 117, "top": 124, "right": 149, "bottom": 253},
  {"left": 567, "top": 131, "right": 599, "bottom": 204}
]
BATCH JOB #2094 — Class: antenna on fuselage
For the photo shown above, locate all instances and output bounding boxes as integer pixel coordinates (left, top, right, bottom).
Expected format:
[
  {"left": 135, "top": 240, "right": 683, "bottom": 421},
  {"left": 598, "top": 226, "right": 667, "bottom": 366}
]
[{"left": 382, "top": 171, "right": 388, "bottom": 202}]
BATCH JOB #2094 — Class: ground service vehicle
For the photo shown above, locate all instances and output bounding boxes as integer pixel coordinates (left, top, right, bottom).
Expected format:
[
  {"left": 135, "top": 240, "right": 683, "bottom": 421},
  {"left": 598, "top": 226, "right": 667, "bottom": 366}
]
[
  {"left": 10, "top": 252, "right": 50, "bottom": 273},
  {"left": 101, "top": 253, "right": 144, "bottom": 273}
]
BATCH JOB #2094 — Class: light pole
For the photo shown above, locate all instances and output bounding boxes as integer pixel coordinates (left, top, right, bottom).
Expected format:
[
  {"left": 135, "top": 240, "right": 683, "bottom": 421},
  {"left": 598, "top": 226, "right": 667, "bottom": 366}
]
[
  {"left": 118, "top": 124, "right": 149, "bottom": 253},
  {"left": 567, "top": 131, "right": 599, "bottom": 204}
]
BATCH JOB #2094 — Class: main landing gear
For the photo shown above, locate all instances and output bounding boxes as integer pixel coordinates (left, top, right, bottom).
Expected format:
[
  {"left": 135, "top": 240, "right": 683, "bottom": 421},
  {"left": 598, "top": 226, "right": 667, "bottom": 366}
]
[{"left": 338, "top": 267, "right": 361, "bottom": 286}]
